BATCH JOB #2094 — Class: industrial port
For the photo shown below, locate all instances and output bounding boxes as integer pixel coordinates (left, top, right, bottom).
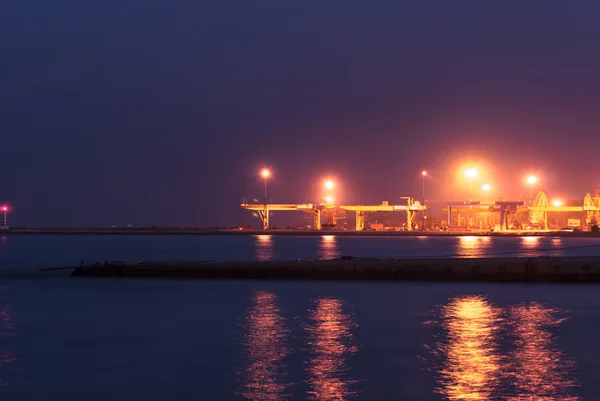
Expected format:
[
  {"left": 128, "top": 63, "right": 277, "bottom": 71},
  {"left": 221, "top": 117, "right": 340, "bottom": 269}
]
[
  {"left": 3, "top": 168, "right": 600, "bottom": 236},
  {"left": 241, "top": 168, "right": 600, "bottom": 234}
]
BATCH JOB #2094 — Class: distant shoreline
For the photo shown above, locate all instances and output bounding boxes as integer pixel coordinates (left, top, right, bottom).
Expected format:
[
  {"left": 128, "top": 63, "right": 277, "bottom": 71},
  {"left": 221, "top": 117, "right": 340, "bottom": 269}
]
[{"left": 3, "top": 228, "right": 600, "bottom": 237}]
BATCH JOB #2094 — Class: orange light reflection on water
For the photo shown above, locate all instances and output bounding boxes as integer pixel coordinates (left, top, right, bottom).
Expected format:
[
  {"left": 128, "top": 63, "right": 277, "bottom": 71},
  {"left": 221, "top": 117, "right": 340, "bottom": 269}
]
[
  {"left": 508, "top": 303, "right": 579, "bottom": 401},
  {"left": 240, "top": 291, "right": 289, "bottom": 401},
  {"left": 306, "top": 298, "right": 358, "bottom": 401},
  {"left": 521, "top": 236, "right": 540, "bottom": 248},
  {"left": 437, "top": 295, "right": 502, "bottom": 400},
  {"left": 431, "top": 296, "right": 581, "bottom": 400},
  {"left": 254, "top": 235, "right": 274, "bottom": 261},
  {"left": 457, "top": 236, "right": 489, "bottom": 258},
  {"left": 317, "top": 236, "right": 340, "bottom": 260}
]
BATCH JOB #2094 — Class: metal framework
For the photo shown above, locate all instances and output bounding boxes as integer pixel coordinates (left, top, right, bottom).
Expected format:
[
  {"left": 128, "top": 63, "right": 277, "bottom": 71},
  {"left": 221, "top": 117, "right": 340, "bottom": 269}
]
[
  {"left": 446, "top": 190, "right": 600, "bottom": 231},
  {"left": 435, "top": 200, "right": 524, "bottom": 230},
  {"left": 241, "top": 203, "right": 326, "bottom": 230},
  {"left": 241, "top": 198, "right": 427, "bottom": 231},
  {"left": 529, "top": 191, "right": 549, "bottom": 229},
  {"left": 583, "top": 189, "right": 600, "bottom": 226},
  {"left": 527, "top": 190, "right": 600, "bottom": 230},
  {"left": 241, "top": 190, "right": 600, "bottom": 231},
  {"left": 339, "top": 198, "right": 425, "bottom": 231}
]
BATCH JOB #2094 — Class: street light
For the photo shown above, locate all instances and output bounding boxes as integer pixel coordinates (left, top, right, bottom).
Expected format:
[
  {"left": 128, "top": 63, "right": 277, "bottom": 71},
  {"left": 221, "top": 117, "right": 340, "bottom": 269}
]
[
  {"left": 324, "top": 180, "right": 334, "bottom": 189},
  {"left": 527, "top": 175, "right": 537, "bottom": 203},
  {"left": 421, "top": 171, "right": 427, "bottom": 230},
  {"left": 480, "top": 185, "right": 491, "bottom": 227},
  {"left": 463, "top": 168, "right": 477, "bottom": 194},
  {"left": 1, "top": 206, "right": 6, "bottom": 226},
  {"left": 325, "top": 196, "right": 334, "bottom": 204},
  {"left": 464, "top": 168, "right": 477, "bottom": 183},
  {"left": 464, "top": 168, "right": 477, "bottom": 228},
  {"left": 260, "top": 169, "right": 270, "bottom": 230},
  {"left": 552, "top": 199, "right": 563, "bottom": 228}
]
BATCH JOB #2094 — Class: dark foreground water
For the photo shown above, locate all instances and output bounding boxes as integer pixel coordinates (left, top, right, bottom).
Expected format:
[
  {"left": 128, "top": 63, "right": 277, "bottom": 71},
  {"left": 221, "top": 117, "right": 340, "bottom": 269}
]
[
  {"left": 1, "top": 234, "right": 600, "bottom": 400},
  {"left": 2, "top": 280, "right": 600, "bottom": 400}
]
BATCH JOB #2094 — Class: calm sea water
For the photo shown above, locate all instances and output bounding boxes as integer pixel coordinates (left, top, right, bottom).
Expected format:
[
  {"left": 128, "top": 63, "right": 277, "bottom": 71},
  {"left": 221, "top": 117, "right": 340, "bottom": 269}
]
[
  {"left": 1, "top": 234, "right": 600, "bottom": 400},
  {"left": 2, "top": 234, "right": 600, "bottom": 269}
]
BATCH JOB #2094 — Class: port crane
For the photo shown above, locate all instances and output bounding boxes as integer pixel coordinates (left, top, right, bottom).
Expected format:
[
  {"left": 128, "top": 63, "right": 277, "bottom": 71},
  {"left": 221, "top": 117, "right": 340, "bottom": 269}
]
[
  {"left": 241, "top": 197, "right": 427, "bottom": 231},
  {"left": 242, "top": 190, "right": 600, "bottom": 231}
]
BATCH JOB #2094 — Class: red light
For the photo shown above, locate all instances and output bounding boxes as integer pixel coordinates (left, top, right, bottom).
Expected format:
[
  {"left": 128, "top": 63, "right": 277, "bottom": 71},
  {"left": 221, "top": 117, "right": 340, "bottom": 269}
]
[{"left": 1, "top": 207, "right": 6, "bottom": 212}]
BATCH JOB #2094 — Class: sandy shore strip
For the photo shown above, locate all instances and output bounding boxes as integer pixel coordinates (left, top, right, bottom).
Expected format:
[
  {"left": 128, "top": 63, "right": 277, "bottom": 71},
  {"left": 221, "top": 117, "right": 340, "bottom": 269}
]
[{"left": 69, "top": 257, "right": 600, "bottom": 283}]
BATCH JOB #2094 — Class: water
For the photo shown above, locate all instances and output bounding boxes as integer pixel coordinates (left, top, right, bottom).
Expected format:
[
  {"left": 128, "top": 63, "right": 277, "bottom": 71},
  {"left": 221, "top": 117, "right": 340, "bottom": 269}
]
[
  {"left": 2, "top": 234, "right": 600, "bottom": 269},
  {"left": 1, "top": 235, "right": 600, "bottom": 400}
]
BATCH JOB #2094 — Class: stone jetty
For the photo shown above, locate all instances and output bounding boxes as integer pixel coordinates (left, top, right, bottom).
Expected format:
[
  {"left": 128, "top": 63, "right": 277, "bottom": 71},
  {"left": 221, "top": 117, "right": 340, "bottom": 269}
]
[{"left": 69, "top": 257, "right": 600, "bottom": 283}]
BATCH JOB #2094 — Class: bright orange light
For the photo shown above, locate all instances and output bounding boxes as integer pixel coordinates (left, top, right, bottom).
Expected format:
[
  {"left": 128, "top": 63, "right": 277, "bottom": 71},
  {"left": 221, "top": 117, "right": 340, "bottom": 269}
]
[
  {"left": 325, "top": 196, "right": 334, "bottom": 204},
  {"left": 260, "top": 168, "right": 270, "bottom": 179},
  {"left": 552, "top": 200, "right": 563, "bottom": 207},
  {"left": 436, "top": 296, "right": 502, "bottom": 399},
  {"left": 527, "top": 175, "right": 537, "bottom": 185},
  {"left": 464, "top": 168, "right": 477, "bottom": 179},
  {"left": 482, "top": 184, "right": 491, "bottom": 192},
  {"left": 240, "top": 291, "right": 288, "bottom": 400},
  {"left": 324, "top": 180, "right": 334, "bottom": 189},
  {"left": 306, "top": 298, "right": 356, "bottom": 401},
  {"left": 422, "top": 170, "right": 427, "bottom": 176}
]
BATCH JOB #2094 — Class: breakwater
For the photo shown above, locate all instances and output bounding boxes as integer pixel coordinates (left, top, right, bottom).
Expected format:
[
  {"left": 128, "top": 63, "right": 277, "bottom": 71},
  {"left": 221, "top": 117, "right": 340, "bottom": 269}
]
[
  {"left": 69, "top": 257, "right": 600, "bottom": 283},
  {"left": 6, "top": 228, "right": 600, "bottom": 237}
]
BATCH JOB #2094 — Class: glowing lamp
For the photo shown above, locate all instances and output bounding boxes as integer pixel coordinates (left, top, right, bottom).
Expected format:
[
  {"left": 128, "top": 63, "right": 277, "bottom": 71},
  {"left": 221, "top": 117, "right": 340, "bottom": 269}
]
[
  {"left": 464, "top": 168, "right": 477, "bottom": 179},
  {"left": 482, "top": 184, "right": 491, "bottom": 192},
  {"left": 527, "top": 175, "right": 537, "bottom": 185},
  {"left": 553, "top": 200, "right": 563, "bottom": 207},
  {"left": 325, "top": 196, "right": 334, "bottom": 204},
  {"left": 421, "top": 170, "right": 427, "bottom": 176},
  {"left": 260, "top": 169, "right": 270, "bottom": 178},
  {"left": 324, "top": 180, "right": 334, "bottom": 189}
]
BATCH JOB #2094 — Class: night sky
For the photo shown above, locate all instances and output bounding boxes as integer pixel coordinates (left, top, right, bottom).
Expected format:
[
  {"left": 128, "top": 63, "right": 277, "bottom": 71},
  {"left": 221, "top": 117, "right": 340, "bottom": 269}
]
[{"left": 3, "top": 1, "right": 600, "bottom": 227}]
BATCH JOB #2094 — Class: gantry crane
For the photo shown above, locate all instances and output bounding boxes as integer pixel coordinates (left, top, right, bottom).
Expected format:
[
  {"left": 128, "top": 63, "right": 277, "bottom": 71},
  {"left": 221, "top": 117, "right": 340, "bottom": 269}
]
[
  {"left": 528, "top": 190, "right": 600, "bottom": 230},
  {"left": 241, "top": 197, "right": 427, "bottom": 231}
]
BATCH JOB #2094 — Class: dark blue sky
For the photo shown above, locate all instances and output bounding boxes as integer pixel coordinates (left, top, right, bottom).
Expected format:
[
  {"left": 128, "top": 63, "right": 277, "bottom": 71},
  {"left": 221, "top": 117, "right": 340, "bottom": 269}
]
[{"left": 2, "top": 1, "right": 600, "bottom": 227}]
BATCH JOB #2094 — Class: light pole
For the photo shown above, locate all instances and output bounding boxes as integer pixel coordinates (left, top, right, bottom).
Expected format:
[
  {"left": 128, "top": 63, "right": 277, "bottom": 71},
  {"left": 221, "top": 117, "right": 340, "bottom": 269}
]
[
  {"left": 1, "top": 206, "right": 6, "bottom": 226},
  {"left": 322, "top": 179, "right": 336, "bottom": 229},
  {"left": 553, "top": 199, "right": 563, "bottom": 228},
  {"left": 421, "top": 171, "right": 427, "bottom": 230},
  {"left": 260, "top": 169, "right": 270, "bottom": 230},
  {"left": 482, "top": 184, "right": 491, "bottom": 228},
  {"left": 527, "top": 175, "right": 537, "bottom": 204},
  {"left": 464, "top": 169, "right": 477, "bottom": 196},
  {"left": 464, "top": 168, "right": 477, "bottom": 228}
]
